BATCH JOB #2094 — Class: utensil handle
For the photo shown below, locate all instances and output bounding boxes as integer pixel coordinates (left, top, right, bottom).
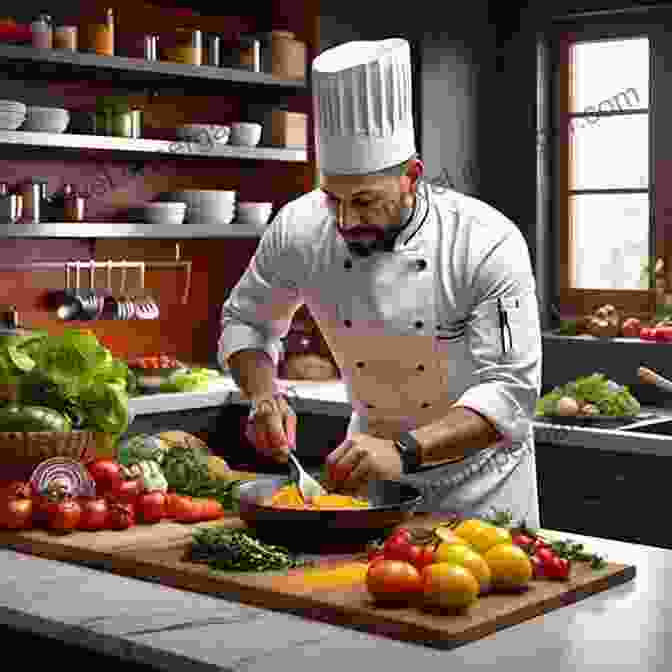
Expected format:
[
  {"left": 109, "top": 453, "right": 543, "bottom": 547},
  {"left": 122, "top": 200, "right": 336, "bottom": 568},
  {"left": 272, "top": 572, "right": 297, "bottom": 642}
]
[{"left": 637, "top": 366, "right": 672, "bottom": 393}]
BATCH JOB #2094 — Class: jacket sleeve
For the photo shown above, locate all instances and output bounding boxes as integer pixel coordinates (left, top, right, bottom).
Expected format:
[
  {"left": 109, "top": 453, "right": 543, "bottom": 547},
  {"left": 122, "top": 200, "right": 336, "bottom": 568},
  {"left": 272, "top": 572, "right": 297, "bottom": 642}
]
[
  {"left": 218, "top": 206, "right": 306, "bottom": 370},
  {"left": 453, "top": 226, "right": 542, "bottom": 443}
]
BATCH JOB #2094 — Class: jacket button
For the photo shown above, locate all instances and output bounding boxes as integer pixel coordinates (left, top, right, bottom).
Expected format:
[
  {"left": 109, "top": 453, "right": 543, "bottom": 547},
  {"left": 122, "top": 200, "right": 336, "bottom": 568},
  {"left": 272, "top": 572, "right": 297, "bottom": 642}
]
[
  {"left": 414, "top": 320, "right": 424, "bottom": 330},
  {"left": 344, "top": 319, "right": 352, "bottom": 328},
  {"left": 356, "top": 361, "right": 365, "bottom": 368},
  {"left": 417, "top": 364, "right": 425, "bottom": 372},
  {"left": 416, "top": 259, "right": 427, "bottom": 271},
  {"left": 344, "top": 259, "right": 353, "bottom": 270}
]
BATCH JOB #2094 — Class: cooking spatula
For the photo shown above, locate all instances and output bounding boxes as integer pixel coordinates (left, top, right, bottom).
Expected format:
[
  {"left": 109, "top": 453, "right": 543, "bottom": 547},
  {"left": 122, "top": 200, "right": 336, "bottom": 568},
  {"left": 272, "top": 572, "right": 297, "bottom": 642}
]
[{"left": 287, "top": 452, "right": 327, "bottom": 500}]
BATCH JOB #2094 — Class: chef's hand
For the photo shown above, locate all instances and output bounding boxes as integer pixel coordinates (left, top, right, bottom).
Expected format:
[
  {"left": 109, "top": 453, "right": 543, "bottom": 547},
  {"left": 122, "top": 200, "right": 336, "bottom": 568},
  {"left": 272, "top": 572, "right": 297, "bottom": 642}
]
[
  {"left": 325, "top": 433, "right": 403, "bottom": 495},
  {"left": 244, "top": 394, "right": 296, "bottom": 463}
]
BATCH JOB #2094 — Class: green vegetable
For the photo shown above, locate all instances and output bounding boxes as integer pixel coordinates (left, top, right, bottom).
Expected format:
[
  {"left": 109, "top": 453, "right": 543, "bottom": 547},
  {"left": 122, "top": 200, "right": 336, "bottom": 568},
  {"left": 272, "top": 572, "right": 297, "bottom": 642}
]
[
  {"left": 536, "top": 373, "right": 640, "bottom": 417},
  {"left": 159, "top": 368, "right": 223, "bottom": 393},
  {"left": 190, "top": 527, "right": 310, "bottom": 572},
  {"left": 0, "top": 403, "right": 72, "bottom": 432},
  {"left": 3, "top": 329, "right": 131, "bottom": 436},
  {"left": 161, "top": 441, "right": 239, "bottom": 510},
  {"left": 129, "top": 459, "right": 168, "bottom": 493},
  {"left": 118, "top": 434, "right": 167, "bottom": 465}
]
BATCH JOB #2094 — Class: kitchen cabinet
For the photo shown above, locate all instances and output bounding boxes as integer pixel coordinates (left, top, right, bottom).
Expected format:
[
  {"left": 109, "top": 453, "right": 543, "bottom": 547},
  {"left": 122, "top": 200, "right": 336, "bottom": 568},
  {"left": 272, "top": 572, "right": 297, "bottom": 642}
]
[{"left": 536, "top": 441, "right": 671, "bottom": 548}]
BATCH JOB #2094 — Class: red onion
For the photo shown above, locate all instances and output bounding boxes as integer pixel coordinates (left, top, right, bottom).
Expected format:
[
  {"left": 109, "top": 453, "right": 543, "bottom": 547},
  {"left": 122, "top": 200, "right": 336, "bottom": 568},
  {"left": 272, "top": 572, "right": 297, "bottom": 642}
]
[{"left": 29, "top": 458, "right": 96, "bottom": 498}]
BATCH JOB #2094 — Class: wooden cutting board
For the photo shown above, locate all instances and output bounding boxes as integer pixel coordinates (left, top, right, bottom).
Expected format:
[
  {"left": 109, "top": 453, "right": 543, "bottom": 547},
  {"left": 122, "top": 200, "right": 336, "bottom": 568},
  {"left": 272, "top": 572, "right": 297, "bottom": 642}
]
[{"left": 0, "top": 506, "right": 636, "bottom": 651}]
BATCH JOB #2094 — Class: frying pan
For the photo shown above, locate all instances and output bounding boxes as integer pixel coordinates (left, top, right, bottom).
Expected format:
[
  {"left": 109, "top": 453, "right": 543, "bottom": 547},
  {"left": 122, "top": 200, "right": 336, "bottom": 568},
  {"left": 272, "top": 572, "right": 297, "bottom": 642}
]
[{"left": 236, "top": 476, "right": 424, "bottom": 550}]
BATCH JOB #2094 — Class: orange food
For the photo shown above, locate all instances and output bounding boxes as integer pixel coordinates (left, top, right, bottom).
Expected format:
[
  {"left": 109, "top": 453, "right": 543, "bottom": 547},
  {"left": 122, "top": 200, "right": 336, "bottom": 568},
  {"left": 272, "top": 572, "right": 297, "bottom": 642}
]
[{"left": 265, "top": 483, "right": 370, "bottom": 510}]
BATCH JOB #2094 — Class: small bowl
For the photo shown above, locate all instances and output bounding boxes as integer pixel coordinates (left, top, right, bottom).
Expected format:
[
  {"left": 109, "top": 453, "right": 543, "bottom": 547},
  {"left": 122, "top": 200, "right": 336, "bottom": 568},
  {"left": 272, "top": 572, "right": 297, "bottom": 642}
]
[
  {"left": 21, "top": 118, "right": 69, "bottom": 133},
  {"left": 176, "top": 124, "right": 230, "bottom": 145},
  {"left": 142, "top": 203, "right": 186, "bottom": 225},
  {"left": 230, "top": 122, "right": 262, "bottom": 147}
]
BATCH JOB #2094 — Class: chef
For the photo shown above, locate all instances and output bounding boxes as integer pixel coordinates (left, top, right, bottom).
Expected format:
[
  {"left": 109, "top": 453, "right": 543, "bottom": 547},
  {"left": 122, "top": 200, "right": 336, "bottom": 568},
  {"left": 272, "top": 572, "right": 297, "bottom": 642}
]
[{"left": 218, "top": 38, "right": 543, "bottom": 527}]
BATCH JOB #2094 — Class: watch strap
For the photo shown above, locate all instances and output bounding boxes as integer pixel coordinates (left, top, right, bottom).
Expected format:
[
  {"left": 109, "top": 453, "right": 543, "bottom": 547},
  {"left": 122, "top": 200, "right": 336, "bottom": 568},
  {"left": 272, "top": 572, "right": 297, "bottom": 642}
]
[{"left": 394, "top": 431, "right": 422, "bottom": 474}]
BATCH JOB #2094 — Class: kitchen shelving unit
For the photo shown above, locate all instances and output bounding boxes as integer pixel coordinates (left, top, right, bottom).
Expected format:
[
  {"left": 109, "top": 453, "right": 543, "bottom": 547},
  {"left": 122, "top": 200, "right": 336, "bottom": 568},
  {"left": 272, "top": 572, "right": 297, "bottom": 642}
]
[
  {"left": 0, "top": 43, "right": 307, "bottom": 92},
  {"left": 0, "top": 130, "right": 307, "bottom": 162},
  {"left": 0, "top": 222, "right": 263, "bottom": 238}
]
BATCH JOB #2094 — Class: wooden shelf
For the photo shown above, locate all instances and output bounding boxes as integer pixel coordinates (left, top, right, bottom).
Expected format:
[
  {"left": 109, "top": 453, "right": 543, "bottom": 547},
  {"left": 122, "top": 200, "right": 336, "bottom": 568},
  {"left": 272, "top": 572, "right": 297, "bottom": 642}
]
[
  {"left": 0, "top": 43, "right": 307, "bottom": 92},
  {"left": 0, "top": 221, "right": 264, "bottom": 238},
  {"left": 0, "top": 130, "right": 307, "bottom": 162}
]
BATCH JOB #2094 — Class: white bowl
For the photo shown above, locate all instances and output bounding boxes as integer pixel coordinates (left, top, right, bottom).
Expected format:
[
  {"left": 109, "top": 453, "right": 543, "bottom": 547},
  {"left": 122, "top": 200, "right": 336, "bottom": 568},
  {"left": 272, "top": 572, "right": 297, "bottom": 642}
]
[
  {"left": 0, "top": 101, "right": 26, "bottom": 112},
  {"left": 143, "top": 207, "right": 186, "bottom": 225},
  {"left": 230, "top": 122, "right": 262, "bottom": 147},
  {"left": 0, "top": 118, "right": 25, "bottom": 131},
  {"left": 21, "top": 118, "right": 69, "bottom": 133},
  {"left": 176, "top": 124, "right": 230, "bottom": 144}
]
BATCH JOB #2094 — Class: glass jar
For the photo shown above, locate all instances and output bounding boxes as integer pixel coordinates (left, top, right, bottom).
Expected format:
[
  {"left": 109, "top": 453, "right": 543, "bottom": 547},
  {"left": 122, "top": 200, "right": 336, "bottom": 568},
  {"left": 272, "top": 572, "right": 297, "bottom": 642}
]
[
  {"left": 31, "top": 13, "right": 53, "bottom": 49},
  {"left": 53, "top": 25, "right": 78, "bottom": 51}
]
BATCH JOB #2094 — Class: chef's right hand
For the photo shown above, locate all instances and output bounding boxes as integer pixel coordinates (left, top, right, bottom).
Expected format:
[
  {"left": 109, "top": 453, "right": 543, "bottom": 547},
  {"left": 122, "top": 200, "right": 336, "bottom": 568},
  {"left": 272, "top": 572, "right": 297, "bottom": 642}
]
[{"left": 244, "top": 394, "right": 296, "bottom": 463}]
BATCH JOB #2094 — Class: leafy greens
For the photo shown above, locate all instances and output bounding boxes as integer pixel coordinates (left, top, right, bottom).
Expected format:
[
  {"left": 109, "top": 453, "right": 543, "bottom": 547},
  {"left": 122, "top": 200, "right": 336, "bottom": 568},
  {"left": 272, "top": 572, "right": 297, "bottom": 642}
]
[
  {"left": 536, "top": 373, "right": 641, "bottom": 417},
  {"left": 0, "top": 329, "right": 131, "bottom": 436}
]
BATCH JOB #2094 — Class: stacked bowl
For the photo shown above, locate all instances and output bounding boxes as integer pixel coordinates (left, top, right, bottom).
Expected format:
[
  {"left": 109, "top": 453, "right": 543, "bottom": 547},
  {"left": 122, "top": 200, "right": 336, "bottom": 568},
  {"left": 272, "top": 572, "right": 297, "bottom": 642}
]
[
  {"left": 236, "top": 202, "right": 274, "bottom": 232},
  {"left": 142, "top": 202, "right": 187, "bottom": 225},
  {"left": 165, "top": 190, "right": 236, "bottom": 225},
  {"left": 23, "top": 107, "right": 70, "bottom": 133},
  {"left": 0, "top": 100, "right": 27, "bottom": 130},
  {"left": 176, "top": 124, "right": 230, "bottom": 145}
]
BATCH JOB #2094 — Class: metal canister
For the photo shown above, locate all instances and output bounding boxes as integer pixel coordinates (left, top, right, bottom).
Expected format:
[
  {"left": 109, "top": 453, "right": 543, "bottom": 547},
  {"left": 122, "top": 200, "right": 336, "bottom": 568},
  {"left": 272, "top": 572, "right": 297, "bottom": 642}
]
[
  {"left": 239, "top": 36, "right": 260, "bottom": 72},
  {"left": 144, "top": 34, "right": 158, "bottom": 61},
  {"left": 20, "top": 180, "right": 42, "bottom": 223},
  {"left": 207, "top": 34, "right": 220, "bottom": 66},
  {"left": 191, "top": 30, "right": 202, "bottom": 50}
]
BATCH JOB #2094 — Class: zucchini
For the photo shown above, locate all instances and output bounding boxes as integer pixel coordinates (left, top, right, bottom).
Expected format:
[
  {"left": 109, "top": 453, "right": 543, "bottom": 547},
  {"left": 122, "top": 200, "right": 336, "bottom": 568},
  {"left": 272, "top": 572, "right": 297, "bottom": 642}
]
[{"left": 0, "top": 404, "right": 72, "bottom": 432}]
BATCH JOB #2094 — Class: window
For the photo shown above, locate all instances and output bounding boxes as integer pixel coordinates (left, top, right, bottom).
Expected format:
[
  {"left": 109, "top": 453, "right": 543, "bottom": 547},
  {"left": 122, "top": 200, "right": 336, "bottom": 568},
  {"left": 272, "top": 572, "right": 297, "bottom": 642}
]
[{"left": 557, "top": 33, "right": 651, "bottom": 316}]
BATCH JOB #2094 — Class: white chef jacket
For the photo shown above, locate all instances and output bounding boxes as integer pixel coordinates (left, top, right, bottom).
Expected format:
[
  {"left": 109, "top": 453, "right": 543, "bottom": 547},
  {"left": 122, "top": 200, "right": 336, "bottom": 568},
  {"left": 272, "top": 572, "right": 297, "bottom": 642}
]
[{"left": 219, "top": 181, "right": 543, "bottom": 527}]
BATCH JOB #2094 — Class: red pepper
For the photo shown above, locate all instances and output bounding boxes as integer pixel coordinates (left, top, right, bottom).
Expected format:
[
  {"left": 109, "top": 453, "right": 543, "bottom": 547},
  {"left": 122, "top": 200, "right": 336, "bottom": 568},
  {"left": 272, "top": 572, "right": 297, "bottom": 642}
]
[{"left": 543, "top": 556, "right": 571, "bottom": 580}]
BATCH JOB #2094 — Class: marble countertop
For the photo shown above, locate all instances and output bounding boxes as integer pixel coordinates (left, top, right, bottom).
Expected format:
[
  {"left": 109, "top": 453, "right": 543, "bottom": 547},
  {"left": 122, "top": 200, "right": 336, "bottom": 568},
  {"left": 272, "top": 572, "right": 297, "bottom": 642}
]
[{"left": 0, "top": 530, "right": 661, "bottom": 671}]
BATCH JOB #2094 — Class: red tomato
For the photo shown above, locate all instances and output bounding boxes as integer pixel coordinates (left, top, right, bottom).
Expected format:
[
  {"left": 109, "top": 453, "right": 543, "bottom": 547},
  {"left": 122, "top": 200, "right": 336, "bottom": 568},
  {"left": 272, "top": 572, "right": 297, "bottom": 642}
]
[
  {"left": 511, "top": 534, "right": 534, "bottom": 548},
  {"left": 383, "top": 535, "right": 412, "bottom": 562},
  {"left": 367, "top": 552, "right": 386, "bottom": 566},
  {"left": 44, "top": 496, "right": 81, "bottom": 533},
  {"left": 0, "top": 492, "right": 33, "bottom": 529},
  {"left": 87, "top": 459, "right": 122, "bottom": 495},
  {"left": 404, "top": 544, "right": 424, "bottom": 567},
  {"left": 415, "top": 545, "right": 436, "bottom": 570},
  {"left": 0, "top": 480, "right": 32, "bottom": 500},
  {"left": 536, "top": 547, "right": 556, "bottom": 565},
  {"left": 106, "top": 500, "right": 135, "bottom": 530},
  {"left": 366, "top": 559, "right": 423, "bottom": 603},
  {"left": 543, "top": 556, "right": 571, "bottom": 580},
  {"left": 77, "top": 497, "right": 109, "bottom": 531},
  {"left": 621, "top": 317, "right": 641, "bottom": 338},
  {"left": 640, "top": 327, "right": 653, "bottom": 340},
  {"left": 113, "top": 477, "right": 143, "bottom": 505},
  {"left": 530, "top": 554, "right": 545, "bottom": 579},
  {"left": 532, "top": 538, "right": 550, "bottom": 552},
  {"left": 391, "top": 528, "right": 412, "bottom": 543},
  {"left": 136, "top": 491, "right": 166, "bottom": 524}
]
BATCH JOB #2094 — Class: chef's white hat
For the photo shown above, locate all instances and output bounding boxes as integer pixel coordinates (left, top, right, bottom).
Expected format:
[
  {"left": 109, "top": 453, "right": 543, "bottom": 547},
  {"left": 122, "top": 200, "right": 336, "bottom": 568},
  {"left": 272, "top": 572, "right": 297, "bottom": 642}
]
[{"left": 312, "top": 38, "right": 416, "bottom": 176}]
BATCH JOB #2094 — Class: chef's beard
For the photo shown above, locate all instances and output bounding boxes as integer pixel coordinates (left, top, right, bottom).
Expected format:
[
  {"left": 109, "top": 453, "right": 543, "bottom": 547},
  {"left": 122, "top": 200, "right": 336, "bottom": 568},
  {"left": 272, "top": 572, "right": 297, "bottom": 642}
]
[{"left": 338, "top": 199, "right": 416, "bottom": 258}]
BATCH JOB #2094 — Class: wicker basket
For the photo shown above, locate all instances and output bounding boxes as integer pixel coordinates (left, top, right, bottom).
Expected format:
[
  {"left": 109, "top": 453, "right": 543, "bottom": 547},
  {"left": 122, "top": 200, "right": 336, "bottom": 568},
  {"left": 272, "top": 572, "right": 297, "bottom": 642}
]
[{"left": 0, "top": 431, "right": 102, "bottom": 485}]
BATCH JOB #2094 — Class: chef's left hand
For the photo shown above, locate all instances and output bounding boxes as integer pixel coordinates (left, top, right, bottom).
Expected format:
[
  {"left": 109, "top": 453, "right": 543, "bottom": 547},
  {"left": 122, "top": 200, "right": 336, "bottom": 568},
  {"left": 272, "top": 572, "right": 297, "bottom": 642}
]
[{"left": 325, "top": 433, "right": 402, "bottom": 494}]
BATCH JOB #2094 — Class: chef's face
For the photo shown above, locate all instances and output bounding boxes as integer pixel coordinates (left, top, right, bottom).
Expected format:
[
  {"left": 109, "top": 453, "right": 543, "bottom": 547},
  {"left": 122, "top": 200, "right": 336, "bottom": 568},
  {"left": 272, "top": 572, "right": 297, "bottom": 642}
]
[{"left": 321, "top": 159, "right": 423, "bottom": 255}]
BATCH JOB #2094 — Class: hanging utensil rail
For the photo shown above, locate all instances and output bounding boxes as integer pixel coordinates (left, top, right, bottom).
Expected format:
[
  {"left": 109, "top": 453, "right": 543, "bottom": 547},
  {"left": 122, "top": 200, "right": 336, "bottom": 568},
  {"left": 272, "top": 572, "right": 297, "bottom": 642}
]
[{"left": 0, "top": 259, "right": 192, "bottom": 304}]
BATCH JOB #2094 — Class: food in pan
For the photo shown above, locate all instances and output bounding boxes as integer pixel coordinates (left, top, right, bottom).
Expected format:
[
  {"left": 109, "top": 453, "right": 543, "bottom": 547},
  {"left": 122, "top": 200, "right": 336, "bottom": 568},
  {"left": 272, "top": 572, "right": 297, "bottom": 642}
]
[
  {"left": 535, "top": 372, "right": 640, "bottom": 418},
  {"left": 260, "top": 483, "right": 371, "bottom": 509}
]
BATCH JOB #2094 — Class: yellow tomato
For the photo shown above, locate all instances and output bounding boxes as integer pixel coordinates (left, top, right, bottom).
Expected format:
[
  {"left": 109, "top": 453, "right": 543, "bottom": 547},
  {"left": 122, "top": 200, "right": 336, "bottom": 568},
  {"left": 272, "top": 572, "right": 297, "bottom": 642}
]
[
  {"left": 421, "top": 563, "right": 480, "bottom": 609},
  {"left": 433, "top": 543, "right": 491, "bottom": 594},
  {"left": 467, "top": 524, "right": 512, "bottom": 556},
  {"left": 483, "top": 543, "right": 533, "bottom": 590}
]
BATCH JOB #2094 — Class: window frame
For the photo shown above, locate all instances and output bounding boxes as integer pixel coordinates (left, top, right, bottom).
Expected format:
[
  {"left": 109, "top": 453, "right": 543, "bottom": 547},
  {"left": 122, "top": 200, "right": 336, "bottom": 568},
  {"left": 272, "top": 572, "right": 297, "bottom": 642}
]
[{"left": 551, "top": 19, "right": 657, "bottom": 319}]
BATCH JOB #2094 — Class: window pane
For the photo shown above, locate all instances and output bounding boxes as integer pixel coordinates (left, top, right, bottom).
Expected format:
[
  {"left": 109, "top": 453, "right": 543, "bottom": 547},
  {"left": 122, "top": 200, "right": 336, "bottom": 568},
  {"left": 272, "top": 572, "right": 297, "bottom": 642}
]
[
  {"left": 571, "top": 114, "right": 648, "bottom": 190},
  {"left": 571, "top": 193, "right": 649, "bottom": 290},
  {"left": 571, "top": 38, "right": 649, "bottom": 112}
]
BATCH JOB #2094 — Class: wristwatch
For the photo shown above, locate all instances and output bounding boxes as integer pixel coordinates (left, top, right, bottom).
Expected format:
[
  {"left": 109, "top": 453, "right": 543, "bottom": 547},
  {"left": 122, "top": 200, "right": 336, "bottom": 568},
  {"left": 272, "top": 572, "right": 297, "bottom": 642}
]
[{"left": 394, "top": 431, "right": 423, "bottom": 473}]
